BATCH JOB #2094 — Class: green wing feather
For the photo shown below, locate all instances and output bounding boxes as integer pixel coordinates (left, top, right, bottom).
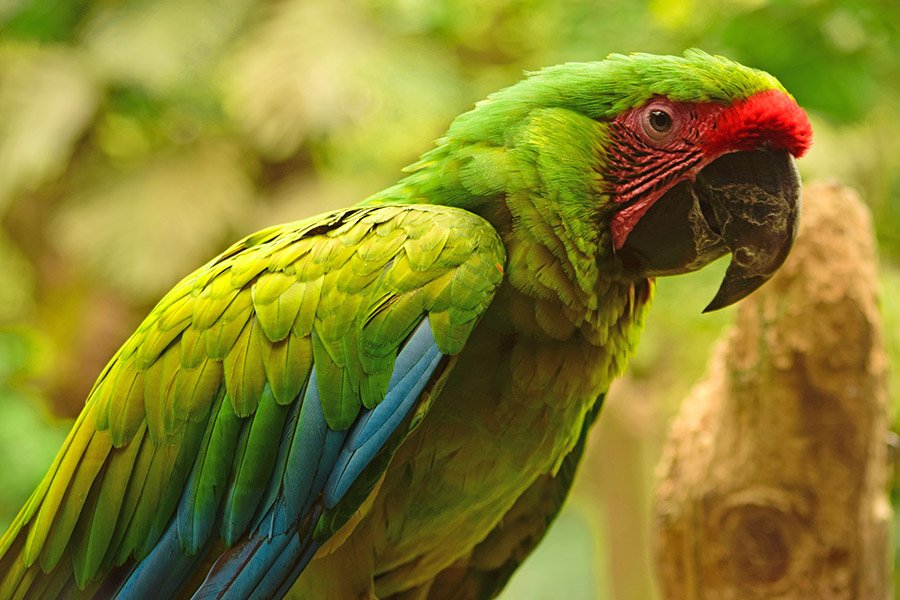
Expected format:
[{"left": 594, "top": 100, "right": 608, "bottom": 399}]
[{"left": 0, "top": 204, "right": 505, "bottom": 596}]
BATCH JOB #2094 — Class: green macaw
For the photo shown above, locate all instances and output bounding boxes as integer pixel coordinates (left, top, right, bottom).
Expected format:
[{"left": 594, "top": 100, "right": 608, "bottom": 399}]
[{"left": 0, "top": 50, "right": 811, "bottom": 599}]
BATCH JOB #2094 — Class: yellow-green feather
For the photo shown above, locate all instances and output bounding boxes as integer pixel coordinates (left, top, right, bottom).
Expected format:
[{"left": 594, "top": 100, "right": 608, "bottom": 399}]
[
  {"left": 252, "top": 271, "right": 303, "bottom": 342},
  {"left": 108, "top": 359, "right": 145, "bottom": 446},
  {"left": 39, "top": 430, "right": 111, "bottom": 572},
  {"left": 121, "top": 442, "right": 175, "bottom": 560},
  {"left": 223, "top": 318, "right": 267, "bottom": 417},
  {"left": 108, "top": 423, "right": 152, "bottom": 566},
  {"left": 75, "top": 423, "right": 144, "bottom": 584},
  {"left": 23, "top": 414, "right": 94, "bottom": 567},
  {"left": 172, "top": 358, "right": 223, "bottom": 424},
  {"left": 262, "top": 333, "right": 311, "bottom": 405}
]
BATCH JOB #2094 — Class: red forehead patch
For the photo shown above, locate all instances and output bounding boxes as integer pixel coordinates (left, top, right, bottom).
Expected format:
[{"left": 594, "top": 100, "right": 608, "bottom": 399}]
[{"left": 703, "top": 89, "right": 812, "bottom": 158}]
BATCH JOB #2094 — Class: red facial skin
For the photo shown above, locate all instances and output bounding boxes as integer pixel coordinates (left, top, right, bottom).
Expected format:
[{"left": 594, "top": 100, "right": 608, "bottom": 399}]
[{"left": 608, "top": 89, "right": 813, "bottom": 250}]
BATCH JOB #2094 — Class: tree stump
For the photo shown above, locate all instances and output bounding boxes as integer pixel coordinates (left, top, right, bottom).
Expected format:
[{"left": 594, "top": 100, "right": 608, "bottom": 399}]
[{"left": 653, "top": 182, "right": 891, "bottom": 599}]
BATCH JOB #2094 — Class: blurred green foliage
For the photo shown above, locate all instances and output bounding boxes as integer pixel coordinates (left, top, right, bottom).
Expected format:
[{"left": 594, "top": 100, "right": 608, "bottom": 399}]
[{"left": 0, "top": 0, "right": 897, "bottom": 597}]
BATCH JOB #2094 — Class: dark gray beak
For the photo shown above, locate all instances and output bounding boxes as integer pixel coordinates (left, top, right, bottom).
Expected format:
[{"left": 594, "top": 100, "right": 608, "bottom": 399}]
[{"left": 618, "top": 149, "right": 801, "bottom": 312}]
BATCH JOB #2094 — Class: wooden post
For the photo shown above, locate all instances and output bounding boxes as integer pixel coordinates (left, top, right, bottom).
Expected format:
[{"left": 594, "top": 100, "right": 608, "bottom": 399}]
[{"left": 653, "top": 182, "right": 891, "bottom": 599}]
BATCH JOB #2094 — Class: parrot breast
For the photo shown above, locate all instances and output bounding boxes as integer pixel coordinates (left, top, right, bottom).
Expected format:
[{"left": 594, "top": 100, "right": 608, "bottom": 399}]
[{"left": 292, "top": 267, "right": 651, "bottom": 597}]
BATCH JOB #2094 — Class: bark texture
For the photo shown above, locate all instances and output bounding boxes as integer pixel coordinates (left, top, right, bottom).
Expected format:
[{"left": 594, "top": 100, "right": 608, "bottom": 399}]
[{"left": 653, "top": 182, "right": 891, "bottom": 599}]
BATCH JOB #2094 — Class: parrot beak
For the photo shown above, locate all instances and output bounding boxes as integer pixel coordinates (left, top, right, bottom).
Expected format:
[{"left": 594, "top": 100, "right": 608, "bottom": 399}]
[
  {"left": 698, "top": 150, "right": 801, "bottom": 311},
  {"left": 618, "top": 149, "right": 801, "bottom": 311}
]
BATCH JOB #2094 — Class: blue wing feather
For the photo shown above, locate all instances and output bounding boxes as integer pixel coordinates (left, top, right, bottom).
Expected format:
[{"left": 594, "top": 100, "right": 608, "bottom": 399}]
[
  {"left": 324, "top": 320, "right": 442, "bottom": 506},
  {"left": 281, "top": 370, "right": 334, "bottom": 519},
  {"left": 192, "top": 505, "right": 323, "bottom": 600},
  {"left": 250, "top": 398, "right": 303, "bottom": 535},
  {"left": 116, "top": 517, "right": 207, "bottom": 599},
  {"left": 345, "top": 318, "right": 438, "bottom": 452}
]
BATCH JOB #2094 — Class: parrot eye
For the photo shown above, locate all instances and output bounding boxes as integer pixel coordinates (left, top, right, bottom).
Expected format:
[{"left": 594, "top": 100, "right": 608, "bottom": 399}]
[
  {"left": 649, "top": 110, "right": 672, "bottom": 132},
  {"left": 640, "top": 106, "right": 676, "bottom": 142}
]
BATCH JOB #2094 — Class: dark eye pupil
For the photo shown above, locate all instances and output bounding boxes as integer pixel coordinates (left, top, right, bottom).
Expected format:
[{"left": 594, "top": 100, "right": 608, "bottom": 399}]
[{"left": 649, "top": 109, "right": 672, "bottom": 132}]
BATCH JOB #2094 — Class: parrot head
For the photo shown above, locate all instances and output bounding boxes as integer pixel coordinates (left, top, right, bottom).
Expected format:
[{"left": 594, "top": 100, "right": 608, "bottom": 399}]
[
  {"left": 606, "top": 78, "right": 811, "bottom": 312},
  {"left": 583, "top": 51, "right": 812, "bottom": 311},
  {"left": 438, "top": 49, "right": 812, "bottom": 311},
  {"left": 595, "top": 52, "right": 811, "bottom": 310}
]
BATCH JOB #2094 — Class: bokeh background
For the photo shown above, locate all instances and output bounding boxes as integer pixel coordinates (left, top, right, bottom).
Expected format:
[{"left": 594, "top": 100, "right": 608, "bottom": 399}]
[{"left": 0, "top": 0, "right": 898, "bottom": 598}]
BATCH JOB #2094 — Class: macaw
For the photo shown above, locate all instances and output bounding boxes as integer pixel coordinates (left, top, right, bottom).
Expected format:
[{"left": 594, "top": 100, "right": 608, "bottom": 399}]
[{"left": 0, "top": 50, "right": 811, "bottom": 599}]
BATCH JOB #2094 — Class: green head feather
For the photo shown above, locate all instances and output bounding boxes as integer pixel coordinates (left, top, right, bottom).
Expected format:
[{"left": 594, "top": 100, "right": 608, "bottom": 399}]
[{"left": 446, "top": 49, "right": 788, "bottom": 144}]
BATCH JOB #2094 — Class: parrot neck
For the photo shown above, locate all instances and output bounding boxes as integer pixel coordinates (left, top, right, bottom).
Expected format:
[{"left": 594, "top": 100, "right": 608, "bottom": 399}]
[{"left": 364, "top": 123, "right": 645, "bottom": 334}]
